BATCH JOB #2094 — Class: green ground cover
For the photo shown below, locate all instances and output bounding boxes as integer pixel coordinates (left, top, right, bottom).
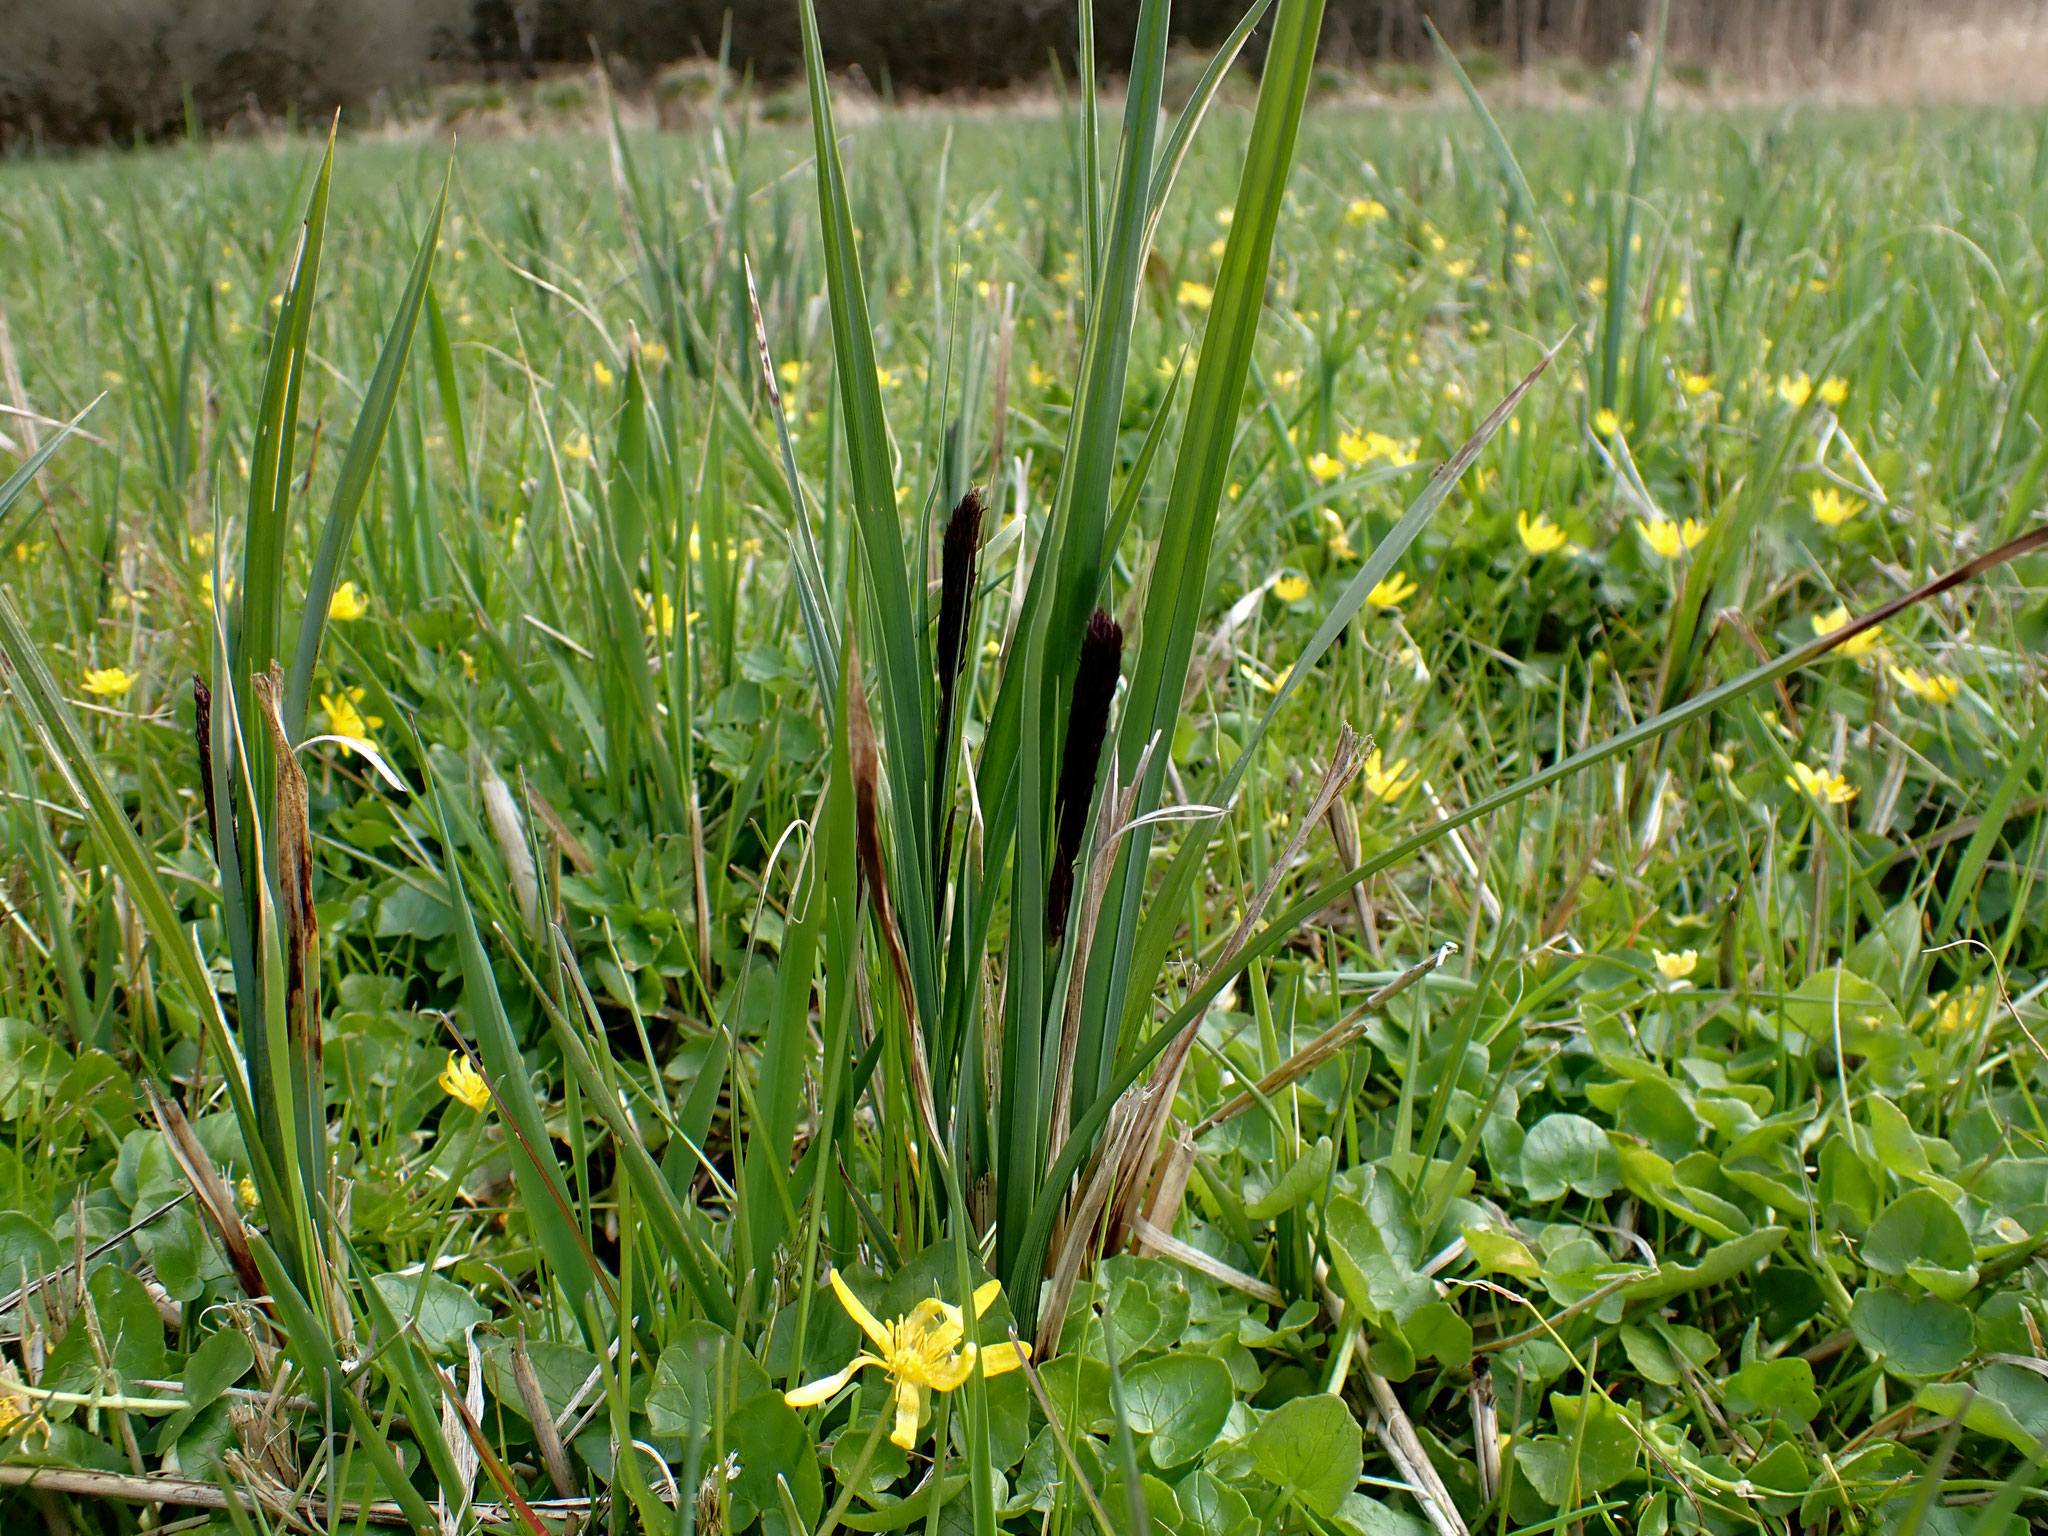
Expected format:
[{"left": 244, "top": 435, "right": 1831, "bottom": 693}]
[{"left": 2, "top": 7, "right": 2048, "bottom": 1533}]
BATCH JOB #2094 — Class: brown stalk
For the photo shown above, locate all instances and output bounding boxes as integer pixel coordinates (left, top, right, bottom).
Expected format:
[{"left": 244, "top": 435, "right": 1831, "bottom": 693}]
[
  {"left": 1045, "top": 738, "right": 1154, "bottom": 1169},
  {"left": 846, "top": 650, "right": 942, "bottom": 1146},
  {"left": 250, "top": 664, "right": 319, "bottom": 1172},
  {"left": 512, "top": 1326, "right": 577, "bottom": 1499},
  {"left": 141, "top": 1082, "right": 265, "bottom": 1305}
]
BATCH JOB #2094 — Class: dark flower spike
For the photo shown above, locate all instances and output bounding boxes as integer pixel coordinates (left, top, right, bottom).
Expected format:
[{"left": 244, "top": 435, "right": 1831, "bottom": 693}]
[
  {"left": 932, "top": 488, "right": 984, "bottom": 902},
  {"left": 193, "top": 676, "right": 220, "bottom": 860},
  {"left": 1048, "top": 607, "right": 1123, "bottom": 943}
]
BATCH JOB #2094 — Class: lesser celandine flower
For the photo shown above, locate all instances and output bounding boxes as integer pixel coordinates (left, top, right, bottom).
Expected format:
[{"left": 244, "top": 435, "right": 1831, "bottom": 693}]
[
  {"left": 1776, "top": 372, "right": 1814, "bottom": 408},
  {"left": 1361, "top": 748, "right": 1418, "bottom": 802},
  {"left": 81, "top": 667, "right": 137, "bottom": 698},
  {"left": 1812, "top": 605, "right": 1879, "bottom": 658},
  {"left": 562, "top": 431, "right": 592, "bottom": 462},
  {"left": 592, "top": 360, "right": 615, "bottom": 388},
  {"left": 778, "top": 359, "right": 805, "bottom": 387},
  {"left": 439, "top": 1052, "right": 491, "bottom": 1111},
  {"left": 1593, "top": 408, "right": 1620, "bottom": 437},
  {"left": 1368, "top": 572, "right": 1417, "bottom": 608},
  {"left": 327, "top": 581, "right": 368, "bottom": 621},
  {"left": 1345, "top": 198, "right": 1388, "bottom": 224},
  {"left": 1653, "top": 949, "right": 1698, "bottom": 982},
  {"left": 1517, "top": 511, "right": 1568, "bottom": 555},
  {"left": 1272, "top": 574, "right": 1310, "bottom": 603},
  {"left": 1818, "top": 377, "right": 1849, "bottom": 407},
  {"left": 1307, "top": 451, "right": 1343, "bottom": 482},
  {"left": 786, "top": 1270, "right": 1029, "bottom": 1449},
  {"left": 1787, "top": 762, "right": 1856, "bottom": 805},
  {"left": 1177, "top": 281, "right": 1213, "bottom": 309},
  {"left": 1890, "top": 665, "right": 1961, "bottom": 705},
  {"left": 320, "top": 688, "right": 382, "bottom": 744},
  {"left": 1636, "top": 516, "right": 1708, "bottom": 559},
  {"left": 1810, "top": 488, "right": 1863, "bottom": 529},
  {"left": 1340, "top": 429, "right": 1416, "bottom": 467},
  {"left": 1682, "top": 372, "right": 1714, "bottom": 396}
]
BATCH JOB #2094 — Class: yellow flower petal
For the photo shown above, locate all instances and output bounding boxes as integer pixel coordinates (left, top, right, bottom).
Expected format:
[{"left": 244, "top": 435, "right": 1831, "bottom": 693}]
[
  {"left": 829, "top": 1269, "right": 893, "bottom": 1353},
  {"left": 1517, "top": 510, "right": 1567, "bottom": 556},
  {"left": 891, "top": 1379, "right": 925, "bottom": 1450},
  {"left": 327, "top": 581, "right": 369, "bottom": 621},
  {"left": 438, "top": 1052, "right": 491, "bottom": 1111},
  {"left": 971, "top": 1279, "right": 1003, "bottom": 1319},
  {"left": 81, "top": 667, "right": 137, "bottom": 698},
  {"left": 978, "top": 1341, "right": 1031, "bottom": 1377},
  {"left": 1653, "top": 949, "right": 1698, "bottom": 981},
  {"left": 783, "top": 1355, "right": 879, "bottom": 1408}
]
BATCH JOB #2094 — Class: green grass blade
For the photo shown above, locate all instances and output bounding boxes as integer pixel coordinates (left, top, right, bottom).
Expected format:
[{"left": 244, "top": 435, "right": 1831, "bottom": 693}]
[
  {"left": 799, "top": 0, "right": 938, "bottom": 1014},
  {"left": 285, "top": 172, "right": 445, "bottom": 734},
  {"left": 1067, "top": 0, "right": 1330, "bottom": 1132}
]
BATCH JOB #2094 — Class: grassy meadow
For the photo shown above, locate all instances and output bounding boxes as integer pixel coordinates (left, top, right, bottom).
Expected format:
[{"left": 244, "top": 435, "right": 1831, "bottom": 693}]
[{"left": 4, "top": 8, "right": 2048, "bottom": 1534}]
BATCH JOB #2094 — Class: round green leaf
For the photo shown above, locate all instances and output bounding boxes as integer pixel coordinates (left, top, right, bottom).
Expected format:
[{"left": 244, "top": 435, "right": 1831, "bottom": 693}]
[
  {"left": 1520, "top": 1114, "right": 1620, "bottom": 1201},
  {"left": 1248, "top": 1393, "right": 1362, "bottom": 1516},
  {"left": 725, "top": 1390, "right": 823, "bottom": 1535},
  {"left": 1122, "top": 1351, "right": 1233, "bottom": 1468},
  {"left": 1178, "top": 1468, "right": 1256, "bottom": 1536},
  {"left": 1721, "top": 1357, "right": 1819, "bottom": 1426},
  {"left": 1861, "top": 1188, "right": 1972, "bottom": 1276},
  {"left": 1849, "top": 1287, "right": 1973, "bottom": 1378},
  {"left": 369, "top": 1271, "right": 487, "bottom": 1355}
]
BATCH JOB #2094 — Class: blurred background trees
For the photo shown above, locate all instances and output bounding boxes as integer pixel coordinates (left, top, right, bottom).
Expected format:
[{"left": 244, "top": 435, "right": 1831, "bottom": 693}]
[{"left": 0, "top": 0, "right": 2012, "bottom": 146}]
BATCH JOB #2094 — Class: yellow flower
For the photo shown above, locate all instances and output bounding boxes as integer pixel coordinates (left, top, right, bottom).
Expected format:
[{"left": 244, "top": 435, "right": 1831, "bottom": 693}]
[
  {"left": 1776, "top": 372, "right": 1814, "bottom": 408},
  {"left": 1818, "top": 376, "right": 1849, "bottom": 406},
  {"left": 1177, "top": 281, "right": 1213, "bottom": 310},
  {"left": 1361, "top": 748, "right": 1418, "bottom": 802},
  {"left": 1683, "top": 372, "right": 1713, "bottom": 396},
  {"left": 1308, "top": 451, "right": 1343, "bottom": 483},
  {"left": 1636, "top": 516, "right": 1707, "bottom": 559},
  {"left": 1319, "top": 507, "right": 1355, "bottom": 561},
  {"left": 320, "top": 688, "right": 382, "bottom": 744},
  {"left": 1272, "top": 369, "right": 1301, "bottom": 391},
  {"left": 1809, "top": 488, "right": 1863, "bottom": 529},
  {"left": 1241, "top": 663, "right": 1291, "bottom": 695},
  {"left": 592, "top": 360, "right": 615, "bottom": 388},
  {"left": 785, "top": 1270, "right": 1029, "bottom": 1449},
  {"left": 1517, "top": 510, "right": 1567, "bottom": 555},
  {"left": 238, "top": 1177, "right": 259, "bottom": 1212},
  {"left": 639, "top": 338, "right": 669, "bottom": 367},
  {"left": 1272, "top": 574, "right": 1310, "bottom": 603},
  {"left": 1890, "top": 665, "right": 1961, "bottom": 705},
  {"left": 1027, "top": 362, "right": 1053, "bottom": 389},
  {"left": 1593, "top": 408, "right": 1620, "bottom": 437},
  {"left": 1368, "top": 572, "right": 1417, "bottom": 608},
  {"left": 562, "top": 431, "right": 593, "bottom": 462},
  {"left": 876, "top": 365, "right": 902, "bottom": 390},
  {"left": 82, "top": 667, "right": 138, "bottom": 698},
  {"left": 1653, "top": 949, "right": 1698, "bottom": 982},
  {"left": 327, "top": 581, "right": 369, "bottom": 622},
  {"left": 1812, "top": 605, "right": 1879, "bottom": 658},
  {"left": 1787, "top": 762, "right": 1856, "bottom": 805},
  {"left": 439, "top": 1052, "right": 491, "bottom": 1112},
  {"left": 1339, "top": 429, "right": 1415, "bottom": 467},
  {"left": 1345, "top": 198, "right": 1388, "bottom": 224},
  {"left": 778, "top": 359, "right": 805, "bottom": 387}
]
